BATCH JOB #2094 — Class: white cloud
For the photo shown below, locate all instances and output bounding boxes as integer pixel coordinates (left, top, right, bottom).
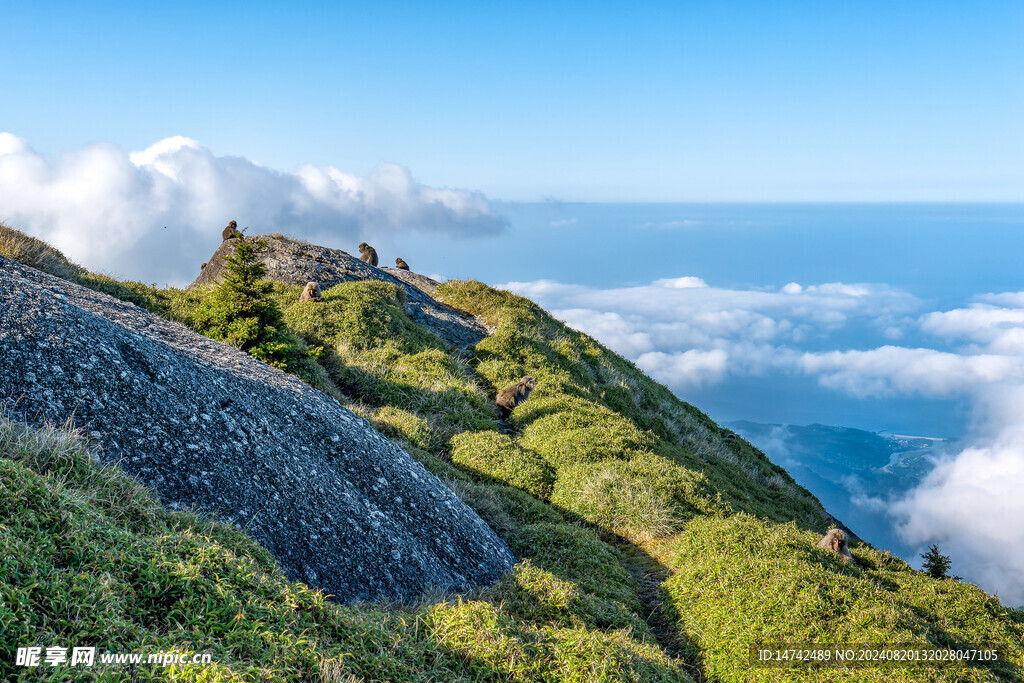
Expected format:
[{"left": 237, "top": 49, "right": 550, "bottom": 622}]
[
  {"left": 920, "top": 305, "right": 1024, "bottom": 343},
  {"left": 501, "top": 277, "right": 920, "bottom": 385},
  {"left": 798, "top": 347, "right": 1023, "bottom": 398},
  {"left": 635, "top": 349, "right": 729, "bottom": 389},
  {"left": 548, "top": 309, "right": 654, "bottom": 357},
  {"left": 638, "top": 219, "right": 701, "bottom": 229},
  {"left": 892, "top": 386, "right": 1024, "bottom": 606},
  {"left": 653, "top": 276, "right": 708, "bottom": 289},
  {"left": 0, "top": 133, "right": 504, "bottom": 285}
]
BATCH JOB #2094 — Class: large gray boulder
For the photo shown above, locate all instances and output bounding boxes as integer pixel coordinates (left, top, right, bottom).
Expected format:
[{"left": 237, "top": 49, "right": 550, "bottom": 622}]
[{"left": 0, "top": 254, "right": 516, "bottom": 601}]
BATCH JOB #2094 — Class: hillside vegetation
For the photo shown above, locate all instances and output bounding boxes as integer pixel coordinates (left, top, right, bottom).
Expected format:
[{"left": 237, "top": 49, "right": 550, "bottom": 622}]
[{"left": 2, "top": 224, "right": 1021, "bottom": 682}]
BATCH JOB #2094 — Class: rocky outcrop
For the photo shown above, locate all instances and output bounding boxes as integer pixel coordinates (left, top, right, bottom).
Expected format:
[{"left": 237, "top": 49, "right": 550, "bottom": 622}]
[
  {"left": 0, "top": 254, "right": 516, "bottom": 601},
  {"left": 189, "top": 235, "right": 488, "bottom": 348}
]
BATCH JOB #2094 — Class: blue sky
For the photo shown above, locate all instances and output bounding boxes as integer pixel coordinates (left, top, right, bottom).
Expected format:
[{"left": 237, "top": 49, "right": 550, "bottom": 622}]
[{"left": 3, "top": 1, "right": 1022, "bottom": 201}]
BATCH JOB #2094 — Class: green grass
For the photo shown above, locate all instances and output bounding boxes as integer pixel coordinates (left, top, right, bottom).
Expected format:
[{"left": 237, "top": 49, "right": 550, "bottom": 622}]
[
  {"left": 3, "top": 224, "right": 1023, "bottom": 681},
  {"left": 657, "top": 514, "right": 1024, "bottom": 682},
  {"left": 451, "top": 430, "right": 556, "bottom": 499},
  {"left": 0, "top": 415, "right": 691, "bottom": 681}
]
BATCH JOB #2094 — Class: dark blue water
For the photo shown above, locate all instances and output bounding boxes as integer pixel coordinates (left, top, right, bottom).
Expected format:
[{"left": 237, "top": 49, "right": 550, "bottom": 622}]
[{"left": 391, "top": 203, "right": 1024, "bottom": 308}]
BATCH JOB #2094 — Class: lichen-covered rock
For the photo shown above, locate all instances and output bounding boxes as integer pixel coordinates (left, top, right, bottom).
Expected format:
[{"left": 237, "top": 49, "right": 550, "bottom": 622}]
[
  {"left": 189, "top": 235, "right": 488, "bottom": 348},
  {"left": 0, "top": 254, "right": 516, "bottom": 601}
]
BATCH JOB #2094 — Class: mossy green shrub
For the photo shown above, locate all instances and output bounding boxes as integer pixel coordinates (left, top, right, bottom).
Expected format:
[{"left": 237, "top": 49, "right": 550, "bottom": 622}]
[
  {"left": 518, "top": 396, "right": 657, "bottom": 468},
  {"left": 451, "top": 430, "right": 556, "bottom": 498},
  {"left": 283, "top": 282, "right": 496, "bottom": 445},
  {"left": 491, "top": 560, "right": 654, "bottom": 635},
  {"left": 282, "top": 279, "right": 431, "bottom": 353},
  {"left": 658, "top": 514, "right": 1024, "bottom": 682},
  {"left": 427, "top": 598, "right": 692, "bottom": 683},
  {"left": 507, "top": 523, "right": 641, "bottom": 618},
  {"left": 370, "top": 405, "right": 442, "bottom": 453},
  {"left": 443, "top": 478, "right": 565, "bottom": 542},
  {"left": 550, "top": 453, "right": 728, "bottom": 539}
]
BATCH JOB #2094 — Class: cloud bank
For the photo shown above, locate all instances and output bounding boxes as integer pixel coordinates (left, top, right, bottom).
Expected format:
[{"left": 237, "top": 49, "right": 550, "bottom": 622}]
[
  {"left": 501, "top": 276, "right": 1024, "bottom": 605},
  {"left": 0, "top": 133, "right": 504, "bottom": 285}
]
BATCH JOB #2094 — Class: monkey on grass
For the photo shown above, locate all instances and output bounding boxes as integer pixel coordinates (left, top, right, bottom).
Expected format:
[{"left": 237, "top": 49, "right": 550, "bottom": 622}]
[
  {"left": 358, "top": 242, "right": 379, "bottom": 266},
  {"left": 817, "top": 528, "right": 853, "bottom": 563},
  {"left": 395, "top": 257, "right": 410, "bottom": 270},
  {"left": 495, "top": 376, "right": 536, "bottom": 418},
  {"left": 299, "top": 281, "right": 322, "bottom": 303}
]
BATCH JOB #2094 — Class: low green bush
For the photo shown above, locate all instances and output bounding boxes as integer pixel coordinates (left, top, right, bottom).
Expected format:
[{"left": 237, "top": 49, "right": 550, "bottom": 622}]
[
  {"left": 370, "top": 405, "right": 443, "bottom": 453},
  {"left": 283, "top": 279, "right": 431, "bottom": 354},
  {"left": 507, "top": 523, "right": 641, "bottom": 616},
  {"left": 518, "top": 396, "right": 657, "bottom": 468},
  {"left": 451, "top": 430, "right": 556, "bottom": 498},
  {"left": 551, "top": 453, "right": 728, "bottom": 539},
  {"left": 426, "top": 598, "right": 691, "bottom": 682}
]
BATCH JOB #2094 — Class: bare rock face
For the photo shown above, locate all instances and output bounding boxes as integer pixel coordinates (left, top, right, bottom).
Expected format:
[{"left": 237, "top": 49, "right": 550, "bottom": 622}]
[
  {"left": 381, "top": 267, "right": 443, "bottom": 297},
  {"left": 189, "top": 235, "right": 488, "bottom": 348},
  {"left": 0, "top": 255, "right": 516, "bottom": 601}
]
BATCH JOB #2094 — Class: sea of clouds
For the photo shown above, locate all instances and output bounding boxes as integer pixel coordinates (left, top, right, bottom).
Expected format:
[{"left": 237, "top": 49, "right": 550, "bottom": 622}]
[
  {"left": 0, "top": 133, "right": 504, "bottom": 285},
  {"left": 504, "top": 277, "right": 1024, "bottom": 606}
]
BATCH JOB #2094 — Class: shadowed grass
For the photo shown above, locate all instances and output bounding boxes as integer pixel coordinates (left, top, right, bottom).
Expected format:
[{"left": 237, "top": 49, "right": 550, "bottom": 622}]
[{"left": 0, "top": 415, "right": 692, "bottom": 681}]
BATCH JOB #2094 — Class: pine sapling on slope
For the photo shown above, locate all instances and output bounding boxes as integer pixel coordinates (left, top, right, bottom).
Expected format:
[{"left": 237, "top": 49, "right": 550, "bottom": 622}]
[
  {"left": 921, "top": 544, "right": 952, "bottom": 579},
  {"left": 196, "top": 235, "right": 304, "bottom": 369}
]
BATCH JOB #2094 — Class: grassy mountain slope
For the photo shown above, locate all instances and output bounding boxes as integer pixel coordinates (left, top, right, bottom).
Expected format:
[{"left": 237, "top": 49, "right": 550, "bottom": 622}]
[{"left": 2, "top": 224, "right": 1022, "bottom": 681}]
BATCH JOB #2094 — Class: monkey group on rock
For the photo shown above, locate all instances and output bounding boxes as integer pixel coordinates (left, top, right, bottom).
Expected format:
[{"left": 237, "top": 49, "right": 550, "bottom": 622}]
[
  {"left": 817, "top": 528, "right": 853, "bottom": 563},
  {"left": 356, "top": 242, "right": 413, "bottom": 272},
  {"left": 214, "top": 226, "right": 419, "bottom": 298},
  {"left": 496, "top": 376, "right": 536, "bottom": 418}
]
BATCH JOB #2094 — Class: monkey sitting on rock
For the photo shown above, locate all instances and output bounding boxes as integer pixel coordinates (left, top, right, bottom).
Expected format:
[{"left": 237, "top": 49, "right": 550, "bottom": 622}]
[
  {"left": 222, "top": 220, "right": 241, "bottom": 241},
  {"left": 299, "top": 282, "right": 322, "bottom": 303},
  {"left": 395, "top": 257, "right": 410, "bottom": 270},
  {"left": 358, "top": 242, "right": 379, "bottom": 266},
  {"left": 817, "top": 528, "right": 853, "bottom": 563},
  {"left": 495, "top": 376, "right": 536, "bottom": 418}
]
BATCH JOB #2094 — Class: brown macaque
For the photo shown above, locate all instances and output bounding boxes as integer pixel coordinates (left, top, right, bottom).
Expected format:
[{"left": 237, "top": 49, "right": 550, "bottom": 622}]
[
  {"left": 817, "top": 528, "right": 853, "bottom": 562},
  {"left": 299, "top": 281, "right": 323, "bottom": 303},
  {"left": 222, "top": 220, "right": 241, "bottom": 240},
  {"left": 495, "top": 376, "right": 536, "bottom": 418},
  {"left": 358, "top": 242, "right": 379, "bottom": 266}
]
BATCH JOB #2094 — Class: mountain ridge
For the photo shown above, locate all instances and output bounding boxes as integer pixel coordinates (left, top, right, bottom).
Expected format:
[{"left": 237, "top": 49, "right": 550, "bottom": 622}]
[{"left": 1, "top": 223, "right": 1020, "bottom": 681}]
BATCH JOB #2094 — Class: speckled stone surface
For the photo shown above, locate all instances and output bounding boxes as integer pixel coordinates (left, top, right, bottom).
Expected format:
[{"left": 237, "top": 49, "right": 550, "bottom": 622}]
[{"left": 0, "top": 254, "right": 515, "bottom": 601}]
